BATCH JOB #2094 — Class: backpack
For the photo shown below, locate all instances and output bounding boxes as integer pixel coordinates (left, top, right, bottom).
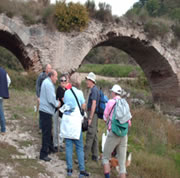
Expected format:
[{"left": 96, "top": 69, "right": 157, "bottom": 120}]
[
  {"left": 111, "top": 110, "right": 129, "bottom": 137},
  {"left": 96, "top": 89, "right": 108, "bottom": 119},
  {"left": 114, "top": 98, "right": 132, "bottom": 124},
  {"left": 111, "top": 98, "right": 131, "bottom": 137}
]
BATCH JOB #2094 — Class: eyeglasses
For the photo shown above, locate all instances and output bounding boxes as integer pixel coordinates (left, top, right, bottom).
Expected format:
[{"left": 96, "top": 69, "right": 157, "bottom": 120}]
[{"left": 60, "top": 79, "right": 67, "bottom": 82}]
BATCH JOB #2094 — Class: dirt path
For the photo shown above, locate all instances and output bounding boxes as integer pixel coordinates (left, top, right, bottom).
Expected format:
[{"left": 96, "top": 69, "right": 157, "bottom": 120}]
[{"left": 0, "top": 102, "right": 80, "bottom": 178}]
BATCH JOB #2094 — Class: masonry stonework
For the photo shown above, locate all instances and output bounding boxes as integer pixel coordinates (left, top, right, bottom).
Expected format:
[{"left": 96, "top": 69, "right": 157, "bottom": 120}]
[{"left": 1, "top": 14, "right": 180, "bottom": 115}]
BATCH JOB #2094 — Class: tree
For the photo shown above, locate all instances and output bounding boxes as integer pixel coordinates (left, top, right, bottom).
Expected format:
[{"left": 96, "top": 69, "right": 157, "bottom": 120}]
[{"left": 146, "top": 0, "right": 160, "bottom": 16}]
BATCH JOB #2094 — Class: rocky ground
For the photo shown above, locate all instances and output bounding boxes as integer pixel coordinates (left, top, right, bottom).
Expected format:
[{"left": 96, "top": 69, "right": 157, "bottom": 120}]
[{"left": 0, "top": 102, "right": 80, "bottom": 178}]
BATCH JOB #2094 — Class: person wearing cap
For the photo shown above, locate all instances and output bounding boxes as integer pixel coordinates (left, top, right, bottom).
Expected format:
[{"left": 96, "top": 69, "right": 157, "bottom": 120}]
[
  {"left": 102, "top": 84, "right": 130, "bottom": 178},
  {"left": 84, "top": 72, "right": 100, "bottom": 162}
]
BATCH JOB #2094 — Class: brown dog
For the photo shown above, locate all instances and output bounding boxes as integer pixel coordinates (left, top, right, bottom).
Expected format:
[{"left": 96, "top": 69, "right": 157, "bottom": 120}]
[{"left": 109, "top": 152, "right": 132, "bottom": 173}]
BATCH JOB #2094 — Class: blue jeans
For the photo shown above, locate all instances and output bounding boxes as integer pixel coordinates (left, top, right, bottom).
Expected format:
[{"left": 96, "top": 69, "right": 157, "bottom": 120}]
[
  {"left": 65, "top": 132, "right": 85, "bottom": 171},
  {"left": 0, "top": 99, "right": 6, "bottom": 132}
]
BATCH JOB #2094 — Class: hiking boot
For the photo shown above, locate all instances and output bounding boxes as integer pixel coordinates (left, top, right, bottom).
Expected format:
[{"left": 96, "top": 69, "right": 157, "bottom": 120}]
[
  {"left": 79, "top": 171, "right": 90, "bottom": 178},
  {"left": 67, "top": 169, "right": 73, "bottom": 176},
  {"left": 39, "top": 156, "right": 51, "bottom": 162}
]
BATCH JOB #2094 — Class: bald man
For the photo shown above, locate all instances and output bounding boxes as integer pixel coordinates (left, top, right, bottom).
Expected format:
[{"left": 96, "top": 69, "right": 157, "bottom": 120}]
[{"left": 39, "top": 70, "right": 61, "bottom": 161}]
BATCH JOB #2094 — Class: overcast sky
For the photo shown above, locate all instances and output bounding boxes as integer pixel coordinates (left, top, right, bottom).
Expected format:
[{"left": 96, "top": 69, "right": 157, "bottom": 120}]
[{"left": 50, "top": 0, "right": 138, "bottom": 16}]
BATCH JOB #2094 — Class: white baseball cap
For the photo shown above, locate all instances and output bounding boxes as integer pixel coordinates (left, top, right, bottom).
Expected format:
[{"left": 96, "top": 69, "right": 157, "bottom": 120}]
[
  {"left": 86, "top": 72, "right": 96, "bottom": 83},
  {"left": 110, "top": 84, "right": 122, "bottom": 95}
]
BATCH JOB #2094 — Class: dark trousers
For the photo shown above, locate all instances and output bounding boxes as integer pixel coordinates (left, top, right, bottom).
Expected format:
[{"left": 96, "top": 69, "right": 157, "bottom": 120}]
[
  {"left": 39, "top": 111, "right": 53, "bottom": 158},
  {"left": 84, "top": 114, "right": 98, "bottom": 159}
]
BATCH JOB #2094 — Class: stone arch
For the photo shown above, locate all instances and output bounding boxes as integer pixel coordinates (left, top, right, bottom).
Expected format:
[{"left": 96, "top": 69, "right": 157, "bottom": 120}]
[
  {"left": 0, "top": 30, "right": 32, "bottom": 70},
  {"left": 94, "top": 36, "right": 180, "bottom": 114},
  {"left": 73, "top": 23, "right": 180, "bottom": 115},
  {"left": 0, "top": 15, "right": 42, "bottom": 72}
]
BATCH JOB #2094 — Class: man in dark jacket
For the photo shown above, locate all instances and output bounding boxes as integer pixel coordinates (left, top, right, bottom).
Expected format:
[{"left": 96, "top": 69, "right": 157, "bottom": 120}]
[
  {"left": 0, "top": 67, "right": 11, "bottom": 134},
  {"left": 36, "top": 64, "right": 52, "bottom": 130}
]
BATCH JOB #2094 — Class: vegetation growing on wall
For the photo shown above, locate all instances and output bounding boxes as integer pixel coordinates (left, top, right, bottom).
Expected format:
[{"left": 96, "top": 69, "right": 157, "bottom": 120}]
[
  {"left": 0, "top": 0, "right": 116, "bottom": 31},
  {"left": 55, "top": 1, "right": 89, "bottom": 32},
  {"left": 126, "top": 0, "right": 180, "bottom": 42}
]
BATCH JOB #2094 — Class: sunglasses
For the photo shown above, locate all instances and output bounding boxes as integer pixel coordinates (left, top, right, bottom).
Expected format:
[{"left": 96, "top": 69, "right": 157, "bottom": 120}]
[{"left": 60, "top": 79, "right": 67, "bottom": 82}]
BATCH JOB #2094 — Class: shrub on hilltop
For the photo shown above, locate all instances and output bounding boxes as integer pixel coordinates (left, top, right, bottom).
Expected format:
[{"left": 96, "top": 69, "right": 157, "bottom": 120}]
[{"left": 54, "top": 1, "right": 89, "bottom": 32}]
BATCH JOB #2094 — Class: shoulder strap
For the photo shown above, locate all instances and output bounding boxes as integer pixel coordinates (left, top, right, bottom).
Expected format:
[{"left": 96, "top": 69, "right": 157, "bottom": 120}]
[
  {"left": 70, "top": 88, "right": 81, "bottom": 112},
  {"left": 109, "top": 103, "right": 116, "bottom": 117},
  {"left": 106, "top": 102, "right": 116, "bottom": 126}
]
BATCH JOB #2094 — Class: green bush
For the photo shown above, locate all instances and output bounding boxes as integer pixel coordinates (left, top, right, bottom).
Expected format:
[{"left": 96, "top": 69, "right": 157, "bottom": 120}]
[
  {"left": 144, "top": 20, "right": 169, "bottom": 39},
  {"left": 55, "top": 2, "right": 89, "bottom": 32},
  {"left": 0, "top": 47, "right": 23, "bottom": 71},
  {"left": 7, "top": 69, "right": 37, "bottom": 91},
  {"left": 170, "top": 8, "right": 180, "bottom": 22},
  {"left": 145, "top": 0, "right": 160, "bottom": 17}
]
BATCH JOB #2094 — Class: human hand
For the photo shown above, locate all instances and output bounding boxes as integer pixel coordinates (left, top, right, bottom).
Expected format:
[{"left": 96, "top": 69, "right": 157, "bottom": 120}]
[{"left": 57, "top": 101, "right": 61, "bottom": 108}]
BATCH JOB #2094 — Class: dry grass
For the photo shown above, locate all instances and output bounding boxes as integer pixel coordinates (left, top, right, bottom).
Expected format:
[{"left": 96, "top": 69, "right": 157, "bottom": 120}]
[
  {"left": 127, "top": 107, "right": 180, "bottom": 177},
  {"left": 0, "top": 0, "right": 55, "bottom": 26},
  {"left": 3, "top": 86, "right": 179, "bottom": 178},
  {"left": 128, "top": 150, "right": 179, "bottom": 178}
]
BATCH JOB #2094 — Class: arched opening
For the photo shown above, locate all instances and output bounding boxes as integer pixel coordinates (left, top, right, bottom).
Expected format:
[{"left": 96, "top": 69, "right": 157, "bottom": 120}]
[
  {"left": 77, "top": 35, "right": 180, "bottom": 115},
  {"left": 78, "top": 45, "right": 152, "bottom": 106},
  {"left": 0, "top": 30, "right": 34, "bottom": 71}
]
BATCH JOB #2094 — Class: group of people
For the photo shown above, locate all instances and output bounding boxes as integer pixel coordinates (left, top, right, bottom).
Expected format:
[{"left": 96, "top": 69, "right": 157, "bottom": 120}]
[
  {"left": 0, "top": 64, "right": 131, "bottom": 178},
  {"left": 35, "top": 64, "right": 131, "bottom": 178}
]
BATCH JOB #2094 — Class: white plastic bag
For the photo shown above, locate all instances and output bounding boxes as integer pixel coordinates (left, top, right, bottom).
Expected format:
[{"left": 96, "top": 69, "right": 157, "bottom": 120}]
[
  {"left": 60, "top": 107, "right": 83, "bottom": 140},
  {"left": 101, "top": 130, "right": 109, "bottom": 152}
]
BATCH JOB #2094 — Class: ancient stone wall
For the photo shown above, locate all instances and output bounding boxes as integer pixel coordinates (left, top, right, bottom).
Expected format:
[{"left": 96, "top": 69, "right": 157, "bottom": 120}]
[{"left": 1, "top": 14, "right": 180, "bottom": 115}]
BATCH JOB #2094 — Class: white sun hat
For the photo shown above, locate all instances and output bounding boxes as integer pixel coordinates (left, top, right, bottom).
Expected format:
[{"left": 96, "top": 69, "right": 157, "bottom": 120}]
[
  {"left": 86, "top": 72, "right": 96, "bottom": 83},
  {"left": 110, "top": 84, "right": 122, "bottom": 95}
]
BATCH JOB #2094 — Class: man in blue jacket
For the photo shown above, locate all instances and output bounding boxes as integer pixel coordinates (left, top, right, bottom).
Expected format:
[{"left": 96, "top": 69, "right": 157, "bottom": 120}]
[
  {"left": 39, "top": 69, "right": 61, "bottom": 161},
  {"left": 0, "top": 67, "right": 11, "bottom": 135}
]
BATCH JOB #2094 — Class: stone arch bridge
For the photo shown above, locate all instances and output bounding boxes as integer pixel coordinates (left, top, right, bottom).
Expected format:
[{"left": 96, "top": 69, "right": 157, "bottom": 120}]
[{"left": 0, "top": 14, "right": 180, "bottom": 115}]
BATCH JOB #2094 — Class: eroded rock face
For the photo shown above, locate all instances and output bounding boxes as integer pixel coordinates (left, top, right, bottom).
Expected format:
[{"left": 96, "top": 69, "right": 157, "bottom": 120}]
[{"left": 1, "top": 14, "right": 180, "bottom": 115}]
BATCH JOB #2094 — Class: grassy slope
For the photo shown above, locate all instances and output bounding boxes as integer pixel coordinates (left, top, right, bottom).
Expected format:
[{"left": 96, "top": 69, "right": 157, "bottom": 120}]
[{"left": 78, "top": 64, "right": 142, "bottom": 78}]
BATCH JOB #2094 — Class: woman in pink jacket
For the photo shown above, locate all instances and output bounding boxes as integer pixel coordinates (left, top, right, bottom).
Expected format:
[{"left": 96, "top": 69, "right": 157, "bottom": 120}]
[{"left": 102, "top": 84, "right": 131, "bottom": 178}]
